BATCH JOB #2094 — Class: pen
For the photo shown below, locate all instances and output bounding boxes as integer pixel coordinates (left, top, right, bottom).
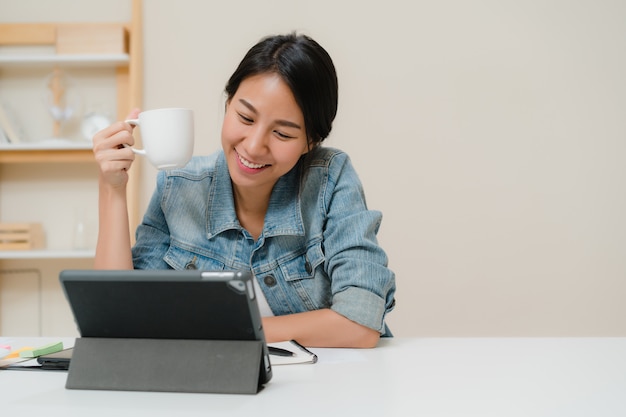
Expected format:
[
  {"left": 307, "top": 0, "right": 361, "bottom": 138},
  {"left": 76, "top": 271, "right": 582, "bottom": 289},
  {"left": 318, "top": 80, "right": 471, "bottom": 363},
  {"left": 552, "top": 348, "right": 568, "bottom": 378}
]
[{"left": 268, "top": 346, "right": 295, "bottom": 357}]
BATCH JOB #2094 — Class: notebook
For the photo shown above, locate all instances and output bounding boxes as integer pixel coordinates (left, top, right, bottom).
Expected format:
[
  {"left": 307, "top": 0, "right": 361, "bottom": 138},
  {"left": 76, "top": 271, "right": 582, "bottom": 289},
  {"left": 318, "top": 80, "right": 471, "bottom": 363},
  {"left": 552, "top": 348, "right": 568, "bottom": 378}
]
[
  {"left": 59, "top": 269, "right": 272, "bottom": 391},
  {"left": 268, "top": 340, "right": 318, "bottom": 365}
]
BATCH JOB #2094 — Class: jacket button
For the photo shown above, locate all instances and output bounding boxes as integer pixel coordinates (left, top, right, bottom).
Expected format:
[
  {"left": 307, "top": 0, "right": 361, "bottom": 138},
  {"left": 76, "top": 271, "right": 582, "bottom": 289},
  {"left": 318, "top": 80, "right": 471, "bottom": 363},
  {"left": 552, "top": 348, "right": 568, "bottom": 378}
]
[
  {"left": 305, "top": 261, "right": 312, "bottom": 274},
  {"left": 184, "top": 261, "right": 197, "bottom": 270},
  {"left": 263, "top": 275, "right": 276, "bottom": 286}
]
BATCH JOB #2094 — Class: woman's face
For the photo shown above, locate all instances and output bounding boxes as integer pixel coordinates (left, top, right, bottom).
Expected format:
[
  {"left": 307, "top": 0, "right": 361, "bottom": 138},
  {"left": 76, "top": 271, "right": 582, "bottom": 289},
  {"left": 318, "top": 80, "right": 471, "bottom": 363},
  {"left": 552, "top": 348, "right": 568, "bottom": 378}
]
[{"left": 222, "top": 73, "right": 309, "bottom": 195}]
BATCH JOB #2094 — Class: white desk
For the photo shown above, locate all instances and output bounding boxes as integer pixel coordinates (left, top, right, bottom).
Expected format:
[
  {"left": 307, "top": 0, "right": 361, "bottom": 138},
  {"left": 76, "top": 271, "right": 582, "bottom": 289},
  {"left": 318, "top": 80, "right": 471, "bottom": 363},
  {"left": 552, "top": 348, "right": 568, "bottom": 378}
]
[{"left": 2, "top": 337, "right": 625, "bottom": 417}]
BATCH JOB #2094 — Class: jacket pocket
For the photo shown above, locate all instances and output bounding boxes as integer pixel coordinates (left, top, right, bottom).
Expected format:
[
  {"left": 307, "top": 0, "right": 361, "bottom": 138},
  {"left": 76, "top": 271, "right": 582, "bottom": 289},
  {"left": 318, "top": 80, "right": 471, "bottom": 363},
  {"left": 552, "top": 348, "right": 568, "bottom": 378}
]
[
  {"left": 279, "top": 242, "right": 325, "bottom": 282},
  {"left": 275, "top": 243, "right": 328, "bottom": 311}
]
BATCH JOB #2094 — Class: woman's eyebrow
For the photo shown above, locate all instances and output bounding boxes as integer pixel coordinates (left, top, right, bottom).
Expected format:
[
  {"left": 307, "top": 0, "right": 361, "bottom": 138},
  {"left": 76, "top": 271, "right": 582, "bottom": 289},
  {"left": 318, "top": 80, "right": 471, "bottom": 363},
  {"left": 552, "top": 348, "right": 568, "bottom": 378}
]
[
  {"left": 238, "top": 99, "right": 302, "bottom": 130},
  {"left": 239, "top": 99, "right": 258, "bottom": 114}
]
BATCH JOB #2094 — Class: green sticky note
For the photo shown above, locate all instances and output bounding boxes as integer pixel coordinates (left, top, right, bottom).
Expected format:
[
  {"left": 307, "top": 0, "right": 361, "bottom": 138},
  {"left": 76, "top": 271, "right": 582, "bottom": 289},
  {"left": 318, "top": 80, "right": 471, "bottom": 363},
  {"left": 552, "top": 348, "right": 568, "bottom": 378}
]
[{"left": 19, "top": 342, "right": 63, "bottom": 358}]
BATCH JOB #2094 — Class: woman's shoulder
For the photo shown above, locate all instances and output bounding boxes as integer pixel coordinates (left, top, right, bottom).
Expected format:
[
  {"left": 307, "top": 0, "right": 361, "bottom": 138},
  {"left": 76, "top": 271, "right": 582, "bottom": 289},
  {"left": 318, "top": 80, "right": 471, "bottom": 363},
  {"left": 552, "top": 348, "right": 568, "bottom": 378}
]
[
  {"left": 307, "top": 146, "right": 351, "bottom": 167},
  {"left": 300, "top": 146, "right": 361, "bottom": 191}
]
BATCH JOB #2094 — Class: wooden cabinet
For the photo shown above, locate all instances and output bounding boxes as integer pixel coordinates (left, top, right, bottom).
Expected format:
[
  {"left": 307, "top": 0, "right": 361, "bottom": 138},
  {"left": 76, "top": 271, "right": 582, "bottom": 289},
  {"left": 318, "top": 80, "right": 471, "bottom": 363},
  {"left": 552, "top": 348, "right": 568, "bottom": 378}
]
[
  {"left": 0, "top": 0, "right": 143, "bottom": 259},
  {"left": 0, "top": 0, "right": 142, "bottom": 336}
]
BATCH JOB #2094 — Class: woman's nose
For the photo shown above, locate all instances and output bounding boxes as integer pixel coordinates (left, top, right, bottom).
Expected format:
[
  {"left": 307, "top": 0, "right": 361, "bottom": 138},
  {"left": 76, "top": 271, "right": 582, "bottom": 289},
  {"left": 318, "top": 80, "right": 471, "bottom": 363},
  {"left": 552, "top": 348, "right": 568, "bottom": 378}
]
[{"left": 245, "top": 126, "right": 269, "bottom": 154}]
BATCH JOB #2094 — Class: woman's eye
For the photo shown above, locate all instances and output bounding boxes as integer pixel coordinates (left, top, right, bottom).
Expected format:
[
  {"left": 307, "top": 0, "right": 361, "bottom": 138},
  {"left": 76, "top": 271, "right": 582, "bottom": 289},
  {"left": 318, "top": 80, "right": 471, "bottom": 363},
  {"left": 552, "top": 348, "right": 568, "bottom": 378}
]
[
  {"left": 238, "top": 113, "right": 253, "bottom": 124},
  {"left": 274, "top": 130, "right": 295, "bottom": 140}
]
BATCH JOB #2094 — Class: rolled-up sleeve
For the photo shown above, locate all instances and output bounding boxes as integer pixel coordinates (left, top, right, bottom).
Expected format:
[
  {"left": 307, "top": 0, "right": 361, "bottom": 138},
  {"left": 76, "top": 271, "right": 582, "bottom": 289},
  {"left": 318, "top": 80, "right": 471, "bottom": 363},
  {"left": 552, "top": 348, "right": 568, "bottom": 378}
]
[{"left": 321, "top": 152, "right": 396, "bottom": 333}]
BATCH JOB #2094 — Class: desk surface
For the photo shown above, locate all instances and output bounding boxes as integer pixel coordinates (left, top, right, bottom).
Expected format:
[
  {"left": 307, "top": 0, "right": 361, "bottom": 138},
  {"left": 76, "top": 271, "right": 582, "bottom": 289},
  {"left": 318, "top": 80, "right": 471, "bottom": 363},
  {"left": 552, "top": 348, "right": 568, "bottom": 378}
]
[{"left": 2, "top": 337, "right": 625, "bottom": 417}]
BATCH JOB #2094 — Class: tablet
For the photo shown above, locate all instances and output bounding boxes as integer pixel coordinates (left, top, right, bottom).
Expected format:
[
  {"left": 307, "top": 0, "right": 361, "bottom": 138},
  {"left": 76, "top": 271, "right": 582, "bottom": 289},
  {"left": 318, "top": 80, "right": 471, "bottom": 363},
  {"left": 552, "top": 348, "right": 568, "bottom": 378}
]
[{"left": 59, "top": 269, "right": 271, "bottom": 385}]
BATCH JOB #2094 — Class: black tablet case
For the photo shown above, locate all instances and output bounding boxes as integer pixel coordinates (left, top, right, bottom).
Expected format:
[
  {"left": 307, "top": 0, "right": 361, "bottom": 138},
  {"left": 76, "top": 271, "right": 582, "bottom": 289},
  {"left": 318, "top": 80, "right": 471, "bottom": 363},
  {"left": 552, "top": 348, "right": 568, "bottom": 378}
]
[{"left": 60, "top": 269, "right": 272, "bottom": 394}]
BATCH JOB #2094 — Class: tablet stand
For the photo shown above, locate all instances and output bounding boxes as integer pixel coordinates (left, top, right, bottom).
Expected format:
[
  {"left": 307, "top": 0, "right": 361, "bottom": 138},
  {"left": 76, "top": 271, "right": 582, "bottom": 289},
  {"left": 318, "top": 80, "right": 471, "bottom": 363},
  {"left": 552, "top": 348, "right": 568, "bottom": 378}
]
[{"left": 66, "top": 337, "right": 267, "bottom": 394}]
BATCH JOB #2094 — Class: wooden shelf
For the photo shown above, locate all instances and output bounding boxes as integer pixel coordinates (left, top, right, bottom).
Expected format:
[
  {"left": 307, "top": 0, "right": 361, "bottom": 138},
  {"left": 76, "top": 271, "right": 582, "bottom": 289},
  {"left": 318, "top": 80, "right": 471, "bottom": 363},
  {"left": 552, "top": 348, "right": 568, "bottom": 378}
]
[
  {"left": 0, "top": 0, "right": 143, "bottom": 246},
  {"left": 0, "top": 146, "right": 94, "bottom": 163},
  {"left": 0, "top": 249, "right": 95, "bottom": 260},
  {"left": 0, "top": 53, "right": 129, "bottom": 67}
]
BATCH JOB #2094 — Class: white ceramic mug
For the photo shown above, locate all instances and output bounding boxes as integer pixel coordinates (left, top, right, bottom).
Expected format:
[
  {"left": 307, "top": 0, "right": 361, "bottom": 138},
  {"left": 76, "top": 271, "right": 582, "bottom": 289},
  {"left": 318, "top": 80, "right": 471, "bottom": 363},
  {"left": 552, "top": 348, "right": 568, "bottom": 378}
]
[{"left": 125, "top": 108, "right": 194, "bottom": 170}]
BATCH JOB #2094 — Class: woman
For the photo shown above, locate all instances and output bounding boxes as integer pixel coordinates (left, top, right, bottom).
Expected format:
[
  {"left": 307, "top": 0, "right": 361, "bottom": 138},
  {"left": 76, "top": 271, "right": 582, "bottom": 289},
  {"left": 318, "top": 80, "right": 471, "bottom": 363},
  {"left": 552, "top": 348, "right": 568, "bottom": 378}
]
[{"left": 93, "top": 33, "right": 395, "bottom": 348}]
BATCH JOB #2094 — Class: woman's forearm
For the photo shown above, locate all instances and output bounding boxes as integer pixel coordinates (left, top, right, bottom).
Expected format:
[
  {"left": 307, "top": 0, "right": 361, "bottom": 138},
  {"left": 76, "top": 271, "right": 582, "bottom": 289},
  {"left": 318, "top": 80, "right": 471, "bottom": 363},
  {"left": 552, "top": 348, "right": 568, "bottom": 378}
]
[
  {"left": 94, "top": 182, "right": 133, "bottom": 270},
  {"left": 262, "top": 309, "right": 380, "bottom": 348}
]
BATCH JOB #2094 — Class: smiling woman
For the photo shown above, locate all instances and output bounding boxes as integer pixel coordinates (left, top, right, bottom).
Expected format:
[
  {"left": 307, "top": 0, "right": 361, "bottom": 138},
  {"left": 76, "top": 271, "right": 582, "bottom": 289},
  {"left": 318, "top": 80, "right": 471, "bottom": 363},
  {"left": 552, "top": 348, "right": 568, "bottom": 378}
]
[{"left": 92, "top": 33, "right": 396, "bottom": 348}]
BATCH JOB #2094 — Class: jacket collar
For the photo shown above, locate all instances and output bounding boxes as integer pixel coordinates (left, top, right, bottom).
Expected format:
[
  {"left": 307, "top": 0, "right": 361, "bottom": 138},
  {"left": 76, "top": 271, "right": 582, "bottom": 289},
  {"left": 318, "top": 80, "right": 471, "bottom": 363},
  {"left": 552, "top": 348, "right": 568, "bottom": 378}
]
[{"left": 207, "top": 152, "right": 304, "bottom": 238}]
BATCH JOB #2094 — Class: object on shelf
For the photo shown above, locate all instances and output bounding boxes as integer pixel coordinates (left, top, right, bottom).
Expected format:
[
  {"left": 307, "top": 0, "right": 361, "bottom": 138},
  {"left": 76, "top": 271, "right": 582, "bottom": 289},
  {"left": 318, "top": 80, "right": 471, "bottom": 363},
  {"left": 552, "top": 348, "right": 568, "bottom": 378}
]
[
  {"left": 81, "top": 111, "right": 111, "bottom": 142},
  {"left": 0, "top": 223, "right": 45, "bottom": 250},
  {"left": 56, "top": 24, "right": 129, "bottom": 55},
  {"left": 43, "top": 68, "right": 83, "bottom": 138},
  {"left": 0, "top": 102, "right": 25, "bottom": 143}
]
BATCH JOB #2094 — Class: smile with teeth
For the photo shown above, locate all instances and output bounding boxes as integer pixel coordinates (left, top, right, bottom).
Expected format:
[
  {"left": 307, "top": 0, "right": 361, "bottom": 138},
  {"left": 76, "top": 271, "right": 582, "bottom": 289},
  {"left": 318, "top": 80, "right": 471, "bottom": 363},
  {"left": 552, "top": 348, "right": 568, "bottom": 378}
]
[{"left": 238, "top": 152, "right": 268, "bottom": 169}]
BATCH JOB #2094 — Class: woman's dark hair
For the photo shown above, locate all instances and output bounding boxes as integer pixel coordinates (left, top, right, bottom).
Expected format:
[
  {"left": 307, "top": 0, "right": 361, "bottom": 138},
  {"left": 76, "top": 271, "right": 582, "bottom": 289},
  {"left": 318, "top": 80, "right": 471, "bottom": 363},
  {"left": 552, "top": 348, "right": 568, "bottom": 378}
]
[{"left": 225, "top": 33, "right": 338, "bottom": 147}]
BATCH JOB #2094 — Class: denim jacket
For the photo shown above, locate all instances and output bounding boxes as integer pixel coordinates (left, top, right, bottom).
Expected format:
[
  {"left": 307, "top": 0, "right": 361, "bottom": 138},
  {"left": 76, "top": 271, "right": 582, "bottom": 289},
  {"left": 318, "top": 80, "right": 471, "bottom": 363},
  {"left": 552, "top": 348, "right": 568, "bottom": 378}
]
[{"left": 132, "top": 146, "right": 396, "bottom": 335}]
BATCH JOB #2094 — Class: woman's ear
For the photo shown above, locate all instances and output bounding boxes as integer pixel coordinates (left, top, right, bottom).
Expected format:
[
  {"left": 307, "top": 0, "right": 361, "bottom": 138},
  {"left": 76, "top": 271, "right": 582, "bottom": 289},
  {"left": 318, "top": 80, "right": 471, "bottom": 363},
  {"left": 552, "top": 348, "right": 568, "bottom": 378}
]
[{"left": 302, "top": 138, "right": 315, "bottom": 155}]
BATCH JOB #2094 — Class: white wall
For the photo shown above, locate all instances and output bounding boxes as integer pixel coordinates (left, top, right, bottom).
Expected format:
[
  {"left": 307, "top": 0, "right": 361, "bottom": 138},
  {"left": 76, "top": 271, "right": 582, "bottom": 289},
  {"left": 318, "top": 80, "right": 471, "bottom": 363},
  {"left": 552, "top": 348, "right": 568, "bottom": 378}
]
[
  {"left": 143, "top": 0, "right": 626, "bottom": 337},
  {"left": 2, "top": 0, "right": 625, "bottom": 337}
]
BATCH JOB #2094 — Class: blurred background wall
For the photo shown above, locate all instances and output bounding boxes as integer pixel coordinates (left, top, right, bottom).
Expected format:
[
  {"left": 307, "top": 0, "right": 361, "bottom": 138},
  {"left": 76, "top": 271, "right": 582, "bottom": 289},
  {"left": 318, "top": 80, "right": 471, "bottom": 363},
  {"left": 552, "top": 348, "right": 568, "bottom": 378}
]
[{"left": 2, "top": 0, "right": 625, "bottom": 336}]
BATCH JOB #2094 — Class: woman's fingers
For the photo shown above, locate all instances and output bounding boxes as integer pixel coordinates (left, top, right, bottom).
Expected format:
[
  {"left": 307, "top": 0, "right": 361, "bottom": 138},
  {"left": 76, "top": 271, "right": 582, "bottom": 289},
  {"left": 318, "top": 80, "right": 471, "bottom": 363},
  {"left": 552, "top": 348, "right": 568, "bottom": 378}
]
[
  {"left": 126, "top": 108, "right": 141, "bottom": 120},
  {"left": 93, "top": 119, "right": 139, "bottom": 188}
]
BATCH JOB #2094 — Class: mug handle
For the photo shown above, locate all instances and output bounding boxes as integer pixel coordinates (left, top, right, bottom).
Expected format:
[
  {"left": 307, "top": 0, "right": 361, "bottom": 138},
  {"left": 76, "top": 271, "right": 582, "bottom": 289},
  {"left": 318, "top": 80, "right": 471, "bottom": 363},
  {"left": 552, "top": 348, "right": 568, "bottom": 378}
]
[{"left": 123, "top": 119, "right": 146, "bottom": 155}]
